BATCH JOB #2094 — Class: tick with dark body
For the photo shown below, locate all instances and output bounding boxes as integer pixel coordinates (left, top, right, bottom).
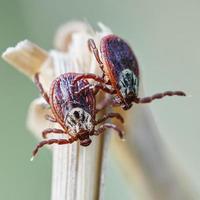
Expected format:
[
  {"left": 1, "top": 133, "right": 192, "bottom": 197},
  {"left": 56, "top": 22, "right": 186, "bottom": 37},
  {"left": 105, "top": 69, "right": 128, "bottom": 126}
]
[
  {"left": 73, "top": 35, "right": 186, "bottom": 110},
  {"left": 32, "top": 73, "right": 124, "bottom": 158}
]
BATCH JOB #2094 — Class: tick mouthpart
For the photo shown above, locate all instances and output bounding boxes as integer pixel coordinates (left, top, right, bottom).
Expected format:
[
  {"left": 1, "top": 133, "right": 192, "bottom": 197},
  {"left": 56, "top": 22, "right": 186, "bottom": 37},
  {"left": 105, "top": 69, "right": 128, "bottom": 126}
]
[
  {"left": 126, "top": 91, "right": 135, "bottom": 99},
  {"left": 80, "top": 138, "right": 92, "bottom": 146},
  {"left": 121, "top": 93, "right": 135, "bottom": 110},
  {"left": 122, "top": 103, "right": 132, "bottom": 110},
  {"left": 78, "top": 130, "right": 89, "bottom": 138}
]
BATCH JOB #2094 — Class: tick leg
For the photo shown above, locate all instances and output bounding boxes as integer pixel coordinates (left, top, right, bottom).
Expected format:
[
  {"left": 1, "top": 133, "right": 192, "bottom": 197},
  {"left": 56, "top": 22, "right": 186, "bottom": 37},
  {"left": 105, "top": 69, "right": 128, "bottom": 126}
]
[
  {"left": 88, "top": 39, "right": 106, "bottom": 78},
  {"left": 92, "top": 83, "right": 116, "bottom": 95},
  {"left": 134, "top": 91, "right": 186, "bottom": 104},
  {"left": 95, "top": 113, "right": 124, "bottom": 125},
  {"left": 45, "top": 114, "right": 57, "bottom": 123},
  {"left": 31, "top": 137, "right": 77, "bottom": 159},
  {"left": 88, "top": 39, "right": 103, "bottom": 66},
  {"left": 95, "top": 123, "right": 124, "bottom": 139},
  {"left": 96, "top": 96, "right": 113, "bottom": 113},
  {"left": 96, "top": 96, "right": 121, "bottom": 113},
  {"left": 75, "top": 83, "right": 116, "bottom": 96},
  {"left": 42, "top": 128, "right": 65, "bottom": 139},
  {"left": 72, "top": 73, "right": 105, "bottom": 85},
  {"left": 34, "top": 73, "right": 50, "bottom": 104}
]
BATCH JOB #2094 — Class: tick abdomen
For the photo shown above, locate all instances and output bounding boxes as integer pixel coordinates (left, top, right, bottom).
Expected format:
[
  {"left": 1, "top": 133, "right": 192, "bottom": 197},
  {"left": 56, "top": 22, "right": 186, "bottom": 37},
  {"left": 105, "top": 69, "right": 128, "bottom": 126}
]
[
  {"left": 100, "top": 35, "right": 140, "bottom": 84},
  {"left": 50, "top": 73, "right": 95, "bottom": 124}
]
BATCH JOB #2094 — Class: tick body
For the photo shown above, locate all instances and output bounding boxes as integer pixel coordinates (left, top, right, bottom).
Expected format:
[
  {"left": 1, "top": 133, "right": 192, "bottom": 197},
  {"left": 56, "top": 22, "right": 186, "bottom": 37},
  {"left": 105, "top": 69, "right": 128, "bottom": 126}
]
[
  {"left": 73, "top": 34, "right": 186, "bottom": 110},
  {"left": 101, "top": 35, "right": 140, "bottom": 109},
  {"left": 32, "top": 73, "right": 124, "bottom": 159}
]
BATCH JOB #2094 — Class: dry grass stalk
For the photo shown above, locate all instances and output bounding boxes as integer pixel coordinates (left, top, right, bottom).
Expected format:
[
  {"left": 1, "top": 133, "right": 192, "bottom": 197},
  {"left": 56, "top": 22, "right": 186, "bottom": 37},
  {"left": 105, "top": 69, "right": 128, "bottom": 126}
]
[
  {"left": 2, "top": 40, "right": 48, "bottom": 77},
  {"left": 1, "top": 21, "right": 113, "bottom": 200}
]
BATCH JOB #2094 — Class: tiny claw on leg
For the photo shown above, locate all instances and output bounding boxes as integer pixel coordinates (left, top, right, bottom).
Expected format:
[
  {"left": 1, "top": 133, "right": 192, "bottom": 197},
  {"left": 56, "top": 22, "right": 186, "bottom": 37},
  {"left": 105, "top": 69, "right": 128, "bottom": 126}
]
[{"left": 30, "top": 156, "right": 35, "bottom": 162}]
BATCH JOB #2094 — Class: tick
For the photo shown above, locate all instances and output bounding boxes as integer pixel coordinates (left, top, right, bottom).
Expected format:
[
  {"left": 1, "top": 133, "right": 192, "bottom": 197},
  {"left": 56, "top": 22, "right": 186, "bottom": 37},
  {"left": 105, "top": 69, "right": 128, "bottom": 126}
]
[
  {"left": 31, "top": 72, "right": 124, "bottom": 159},
  {"left": 73, "top": 35, "right": 186, "bottom": 110}
]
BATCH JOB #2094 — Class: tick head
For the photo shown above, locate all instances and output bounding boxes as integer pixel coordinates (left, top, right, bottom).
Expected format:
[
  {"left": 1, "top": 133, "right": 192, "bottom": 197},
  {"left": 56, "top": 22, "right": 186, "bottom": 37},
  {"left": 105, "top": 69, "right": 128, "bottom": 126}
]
[
  {"left": 118, "top": 69, "right": 139, "bottom": 109},
  {"left": 80, "top": 138, "right": 92, "bottom": 146},
  {"left": 121, "top": 102, "right": 133, "bottom": 110},
  {"left": 65, "top": 108, "right": 94, "bottom": 135},
  {"left": 79, "top": 133, "right": 92, "bottom": 146}
]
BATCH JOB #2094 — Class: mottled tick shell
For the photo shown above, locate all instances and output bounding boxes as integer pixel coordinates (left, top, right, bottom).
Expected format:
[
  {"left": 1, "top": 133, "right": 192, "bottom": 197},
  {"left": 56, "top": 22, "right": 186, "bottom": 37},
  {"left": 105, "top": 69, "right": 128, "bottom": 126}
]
[
  {"left": 100, "top": 35, "right": 140, "bottom": 99},
  {"left": 49, "top": 73, "right": 95, "bottom": 127}
]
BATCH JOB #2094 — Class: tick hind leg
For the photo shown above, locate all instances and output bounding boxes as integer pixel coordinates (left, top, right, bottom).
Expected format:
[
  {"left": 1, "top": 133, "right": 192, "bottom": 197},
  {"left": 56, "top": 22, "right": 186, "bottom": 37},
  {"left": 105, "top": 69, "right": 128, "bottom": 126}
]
[
  {"left": 134, "top": 91, "right": 186, "bottom": 104},
  {"left": 34, "top": 73, "right": 50, "bottom": 104},
  {"left": 31, "top": 137, "right": 77, "bottom": 160},
  {"left": 95, "top": 123, "right": 124, "bottom": 139},
  {"left": 88, "top": 39, "right": 106, "bottom": 78}
]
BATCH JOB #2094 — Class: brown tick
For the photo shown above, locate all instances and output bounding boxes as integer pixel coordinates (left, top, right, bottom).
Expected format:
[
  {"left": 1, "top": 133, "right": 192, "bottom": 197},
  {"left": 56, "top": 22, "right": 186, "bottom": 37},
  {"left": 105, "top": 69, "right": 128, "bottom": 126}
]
[
  {"left": 31, "top": 72, "right": 124, "bottom": 159},
  {"left": 73, "top": 35, "right": 186, "bottom": 110}
]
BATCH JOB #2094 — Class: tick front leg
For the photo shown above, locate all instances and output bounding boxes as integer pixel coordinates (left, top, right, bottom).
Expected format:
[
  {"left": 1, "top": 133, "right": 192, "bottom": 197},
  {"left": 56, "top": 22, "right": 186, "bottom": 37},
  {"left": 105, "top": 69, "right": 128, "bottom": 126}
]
[
  {"left": 42, "top": 128, "right": 65, "bottom": 139},
  {"left": 75, "top": 83, "right": 116, "bottom": 96},
  {"left": 95, "top": 113, "right": 124, "bottom": 125},
  {"left": 72, "top": 73, "right": 105, "bottom": 86},
  {"left": 34, "top": 73, "right": 50, "bottom": 104},
  {"left": 88, "top": 39, "right": 105, "bottom": 78},
  {"left": 92, "top": 83, "right": 116, "bottom": 95},
  {"left": 95, "top": 123, "right": 124, "bottom": 139},
  {"left": 31, "top": 137, "right": 77, "bottom": 160},
  {"left": 134, "top": 91, "right": 186, "bottom": 104}
]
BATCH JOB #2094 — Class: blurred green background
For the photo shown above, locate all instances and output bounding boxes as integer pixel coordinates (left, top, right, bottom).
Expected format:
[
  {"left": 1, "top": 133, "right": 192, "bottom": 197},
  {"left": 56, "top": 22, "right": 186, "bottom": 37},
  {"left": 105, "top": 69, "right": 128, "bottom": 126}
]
[{"left": 0, "top": 0, "right": 199, "bottom": 199}]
